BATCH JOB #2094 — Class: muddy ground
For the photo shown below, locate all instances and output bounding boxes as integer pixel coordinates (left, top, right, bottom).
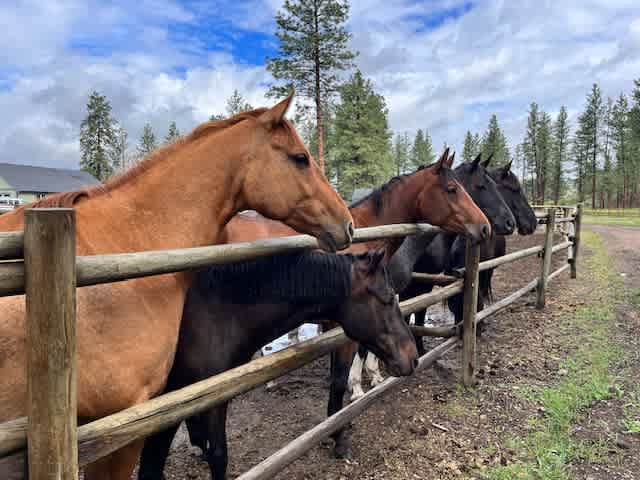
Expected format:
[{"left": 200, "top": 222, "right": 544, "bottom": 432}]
[{"left": 146, "top": 226, "right": 639, "bottom": 480}]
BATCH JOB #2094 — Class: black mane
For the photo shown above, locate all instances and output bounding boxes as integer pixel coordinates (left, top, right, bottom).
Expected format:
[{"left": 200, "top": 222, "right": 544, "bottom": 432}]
[
  {"left": 349, "top": 162, "right": 439, "bottom": 214},
  {"left": 199, "top": 251, "right": 353, "bottom": 304}
]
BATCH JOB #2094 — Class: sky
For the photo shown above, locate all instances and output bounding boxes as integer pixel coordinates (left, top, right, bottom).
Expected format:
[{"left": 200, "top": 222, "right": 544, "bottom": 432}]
[{"left": 1, "top": 0, "right": 639, "bottom": 170}]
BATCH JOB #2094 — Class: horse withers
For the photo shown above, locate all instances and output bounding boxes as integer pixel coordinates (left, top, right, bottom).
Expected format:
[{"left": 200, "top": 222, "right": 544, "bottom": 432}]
[{"left": 137, "top": 249, "right": 417, "bottom": 480}]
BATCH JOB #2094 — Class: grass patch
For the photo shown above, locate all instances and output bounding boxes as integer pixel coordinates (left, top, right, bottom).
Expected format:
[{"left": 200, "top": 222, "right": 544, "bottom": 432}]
[
  {"left": 583, "top": 215, "right": 640, "bottom": 227},
  {"left": 482, "top": 231, "right": 626, "bottom": 480}
]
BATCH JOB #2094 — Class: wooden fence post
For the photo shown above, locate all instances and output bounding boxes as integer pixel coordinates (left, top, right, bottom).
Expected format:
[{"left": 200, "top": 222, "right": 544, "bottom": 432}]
[
  {"left": 25, "top": 209, "right": 78, "bottom": 480},
  {"left": 570, "top": 204, "right": 582, "bottom": 279},
  {"left": 536, "top": 208, "right": 555, "bottom": 309},
  {"left": 461, "top": 239, "right": 480, "bottom": 387}
]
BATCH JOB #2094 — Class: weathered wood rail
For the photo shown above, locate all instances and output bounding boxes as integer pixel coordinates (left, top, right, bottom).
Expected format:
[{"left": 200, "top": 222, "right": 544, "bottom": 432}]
[{"left": 0, "top": 205, "right": 581, "bottom": 479}]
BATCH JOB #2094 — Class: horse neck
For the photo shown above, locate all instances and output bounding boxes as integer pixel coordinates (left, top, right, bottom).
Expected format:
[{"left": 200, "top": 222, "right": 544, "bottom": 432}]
[
  {"left": 76, "top": 128, "right": 249, "bottom": 253},
  {"left": 350, "top": 172, "right": 425, "bottom": 257}
]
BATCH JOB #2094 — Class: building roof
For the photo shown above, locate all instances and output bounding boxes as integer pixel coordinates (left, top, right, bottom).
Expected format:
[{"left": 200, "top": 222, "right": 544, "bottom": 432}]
[
  {"left": 0, "top": 163, "right": 100, "bottom": 193},
  {"left": 351, "top": 188, "right": 373, "bottom": 204}
]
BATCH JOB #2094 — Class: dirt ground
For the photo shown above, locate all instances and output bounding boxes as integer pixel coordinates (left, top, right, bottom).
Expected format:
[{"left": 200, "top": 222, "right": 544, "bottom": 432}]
[{"left": 149, "top": 226, "right": 640, "bottom": 480}]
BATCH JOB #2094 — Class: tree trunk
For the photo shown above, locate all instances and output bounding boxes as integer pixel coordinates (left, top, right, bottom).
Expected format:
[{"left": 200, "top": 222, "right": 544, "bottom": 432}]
[{"left": 313, "top": 2, "right": 325, "bottom": 172}]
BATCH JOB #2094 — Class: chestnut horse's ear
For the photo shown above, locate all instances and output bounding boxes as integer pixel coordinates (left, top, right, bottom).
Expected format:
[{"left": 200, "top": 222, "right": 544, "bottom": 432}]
[
  {"left": 446, "top": 151, "right": 455, "bottom": 168},
  {"left": 435, "top": 147, "right": 450, "bottom": 173},
  {"left": 471, "top": 152, "right": 482, "bottom": 170},
  {"left": 481, "top": 153, "right": 493, "bottom": 168},
  {"left": 258, "top": 90, "right": 295, "bottom": 130}
]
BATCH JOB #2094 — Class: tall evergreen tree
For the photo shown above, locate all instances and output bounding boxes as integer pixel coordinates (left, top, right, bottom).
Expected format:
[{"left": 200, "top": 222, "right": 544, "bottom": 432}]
[
  {"left": 581, "top": 83, "right": 604, "bottom": 208},
  {"left": 165, "top": 121, "right": 181, "bottom": 144},
  {"left": 536, "top": 112, "right": 552, "bottom": 204},
  {"left": 266, "top": 0, "right": 357, "bottom": 170},
  {"left": 481, "top": 114, "right": 510, "bottom": 165},
  {"left": 79, "top": 91, "right": 116, "bottom": 181},
  {"left": 392, "top": 133, "right": 411, "bottom": 176},
  {"left": 628, "top": 79, "right": 640, "bottom": 207},
  {"left": 109, "top": 124, "right": 128, "bottom": 173},
  {"left": 210, "top": 90, "right": 253, "bottom": 121},
  {"left": 611, "top": 93, "right": 631, "bottom": 207},
  {"left": 601, "top": 97, "right": 615, "bottom": 207},
  {"left": 410, "top": 129, "right": 434, "bottom": 169},
  {"left": 331, "top": 71, "right": 392, "bottom": 198},
  {"left": 523, "top": 102, "right": 540, "bottom": 200},
  {"left": 137, "top": 123, "right": 158, "bottom": 159},
  {"left": 550, "top": 106, "right": 570, "bottom": 204},
  {"left": 462, "top": 131, "right": 476, "bottom": 162}
]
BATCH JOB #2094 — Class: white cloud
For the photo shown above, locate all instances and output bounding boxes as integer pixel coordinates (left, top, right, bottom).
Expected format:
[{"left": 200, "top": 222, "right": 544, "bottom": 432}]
[{"left": 0, "top": 0, "right": 639, "bottom": 170}]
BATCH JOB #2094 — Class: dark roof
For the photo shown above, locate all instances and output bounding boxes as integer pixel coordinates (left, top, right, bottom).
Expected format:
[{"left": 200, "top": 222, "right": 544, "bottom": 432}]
[
  {"left": 351, "top": 188, "right": 373, "bottom": 203},
  {"left": 0, "top": 163, "right": 100, "bottom": 193}
]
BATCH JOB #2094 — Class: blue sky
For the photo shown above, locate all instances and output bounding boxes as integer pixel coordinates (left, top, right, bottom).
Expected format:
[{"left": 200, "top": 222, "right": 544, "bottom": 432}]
[{"left": 0, "top": 0, "right": 639, "bottom": 169}]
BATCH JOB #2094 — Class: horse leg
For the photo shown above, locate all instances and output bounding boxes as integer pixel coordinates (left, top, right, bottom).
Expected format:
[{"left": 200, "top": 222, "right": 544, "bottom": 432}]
[
  {"left": 137, "top": 422, "right": 182, "bottom": 479},
  {"left": 186, "top": 413, "right": 209, "bottom": 457},
  {"left": 204, "top": 404, "right": 229, "bottom": 480},
  {"left": 329, "top": 342, "right": 357, "bottom": 458},
  {"left": 84, "top": 440, "right": 145, "bottom": 480},
  {"left": 347, "top": 350, "right": 365, "bottom": 401},
  {"left": 412, "top": 309, "right": 427, "bottom": 356},
  {"left": 364, "top": 351, "right": 384, "bottom": 387}
]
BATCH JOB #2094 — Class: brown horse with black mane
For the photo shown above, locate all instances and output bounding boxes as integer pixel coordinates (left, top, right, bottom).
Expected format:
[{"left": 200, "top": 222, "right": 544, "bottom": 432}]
[{"left": 0, "top": 93, "right": 354, "bottom": 479}]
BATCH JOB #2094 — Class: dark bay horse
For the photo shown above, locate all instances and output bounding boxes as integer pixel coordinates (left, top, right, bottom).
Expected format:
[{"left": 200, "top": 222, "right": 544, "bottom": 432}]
[
  {"left": 137, "top": 249, "right": 417, "bottom": 479},
  {"left": 347, "top": 153, "right": 517, "bottom": 399},
  {"left": 0, "top": 93, "right": 355, "bottom": 479}
]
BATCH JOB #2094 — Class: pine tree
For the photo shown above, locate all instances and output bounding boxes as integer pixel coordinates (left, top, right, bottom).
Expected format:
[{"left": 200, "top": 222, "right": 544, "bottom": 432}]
[
  {"left": 462, "top": 131, "right": 476, "bottom": 162},
  {"left": 392, "top": 133, "right": 411, "bottom": 176},
  {"left": 550, "top": 106, "right": 570, "bottom": 204},
  {"left": 481, "top": 114, "right": 510, "bottom": 165},
  {"left": 582, "top": 83, "right": 604, "bottom": 208},
  {"left": 611, "top": 93, "right": 631, "bottom": 207},
  {"left": 410, "top": 129, "right": 434, "bottom": 169},
  {"left": 266, "top": 0, "right": 357, "bottom": 170},
  {"left": 79, "top": 91, "right": 116, "bottom": 181},
  {"left": 523, "top": 102, "right": 540, "bottom": 200},
  {"left": 601, "top": 97, "right": 614, "bottom": 207},
  {"left": 536, "top": 112, "right": 552, "bottom": 204},
  {"left": 137, "top": 124, "right": 158, "bottom": 159},
  {"left": 165, "top": 121, "right": 181, "bottom": 144},
  {"left": 628, "top": 79, "right": 640, "bottom": 207},
  {"left": 109, "top": 124, "right": 128, "bottom": 173},
  {"left": 225, "top": 90, "right": 252, "bottom": 116},
  {"left": 331, "top": 71, "right": 392, "bottom": 199}
]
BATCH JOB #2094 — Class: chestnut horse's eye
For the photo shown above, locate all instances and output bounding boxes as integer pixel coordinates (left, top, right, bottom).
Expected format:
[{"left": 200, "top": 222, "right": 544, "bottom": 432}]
[
  {"left": 290, "top": 153, "right": 309, "bottom": 167},
  {"left": 447, "top": 185, "right": 457, "bottom": 194}
]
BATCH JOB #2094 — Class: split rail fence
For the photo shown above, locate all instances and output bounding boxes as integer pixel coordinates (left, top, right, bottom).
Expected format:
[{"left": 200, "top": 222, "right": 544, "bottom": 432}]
[{"left": 0, "top": 204, "right": 582, "bottom": 479}]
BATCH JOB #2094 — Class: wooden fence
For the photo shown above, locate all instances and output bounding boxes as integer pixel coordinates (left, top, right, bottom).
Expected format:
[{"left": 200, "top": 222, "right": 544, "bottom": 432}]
[{"left": 0, "top": 204, "right": 582, "bottom": 479}]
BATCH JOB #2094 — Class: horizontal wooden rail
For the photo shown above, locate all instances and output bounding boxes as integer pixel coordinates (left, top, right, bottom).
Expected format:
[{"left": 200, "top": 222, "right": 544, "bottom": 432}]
[
  {"left": 410, "top": 324, "right": 458, "bottom": 338},
  {"left": 548, "top": 263, "right": 570, "bottom": 282},
  {"left": 477, "top": 245, "right": 543, "bottom": 272},
  {"left": 555, "top": 217, "right": 575, "bottom": 223},
  {"left": 236, "top": 337, "right": 458, "bottom": 480},
  {"left": 0, "top": 232, "right": 23, "bottom": 260},
  {"left": 410, "top": 272, "right": 458, "bottom": 285},
  {"left": 398, "top": 280, "right": 464, "bottom": 315},
  {"left": 551, "top": 241, "right": 572, "bottom": 254},
  {"left": 0, "top": 223, "right": 441, "bottom": 298}
]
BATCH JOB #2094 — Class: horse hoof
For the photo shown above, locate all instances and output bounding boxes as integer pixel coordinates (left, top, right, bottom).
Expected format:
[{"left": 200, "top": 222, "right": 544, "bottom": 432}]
[
  {"left": 334, "top": 441, "right": 351, "bottom": 459},
  {"left": 370, "top": 375, "right": 385, "bottom": 387},
  {"left": 349, "top": 386, "right": 365, "bottom": 401}
]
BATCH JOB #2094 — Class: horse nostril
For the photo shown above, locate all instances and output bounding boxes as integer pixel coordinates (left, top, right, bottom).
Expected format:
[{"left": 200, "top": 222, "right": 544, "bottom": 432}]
[
  {"left": 506, "top": 219, "right": 515, "bottom": 230},
  {"left": 481, "top": 224, "right": 490, "bottom": 238},
  {"left": 345, "top": 221, "right": 355, "bottom": 240}
]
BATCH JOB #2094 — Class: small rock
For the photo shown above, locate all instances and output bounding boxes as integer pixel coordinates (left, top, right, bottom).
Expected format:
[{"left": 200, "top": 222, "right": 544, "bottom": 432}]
[
  {"left": 479, "top": 414, "right": 488, "bottom": 423},
  {"left": 615, "top": 437, "right": 631, "bottom": 449},
  {"left": 558, "top": 368, "right": 569, "bottom": 376}
]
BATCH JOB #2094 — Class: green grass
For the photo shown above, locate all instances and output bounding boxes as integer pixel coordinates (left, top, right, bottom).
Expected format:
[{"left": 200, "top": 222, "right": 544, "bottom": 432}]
[
  {"left": 482, "top": 231, "right": 627, "bottom": 480},
  {"left": 583, "top": 215, "right": 640, "bottom": 227}
]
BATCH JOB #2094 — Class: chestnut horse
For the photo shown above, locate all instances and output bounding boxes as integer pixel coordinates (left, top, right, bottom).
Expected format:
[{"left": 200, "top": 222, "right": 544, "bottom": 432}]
[
  {"left": 202, "top": 148, "right": 491, "bottom": 457},
  {"left": 0, "top": 93, "right": 354, "bottom": 479}
]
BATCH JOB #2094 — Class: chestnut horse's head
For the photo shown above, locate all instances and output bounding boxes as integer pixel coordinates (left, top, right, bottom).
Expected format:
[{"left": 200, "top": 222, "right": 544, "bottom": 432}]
[
  {"left": 453, "top": 153, "right": 516, "bottom": 235},
  {"left": 239, "top": 92, "right": 353, "bottom": 251},
  {"left": 416, "top": 148, "right": 491, "bottom": 243},
  {"left": 489, "top": 161, "right": 537, "bottom": 235},
  {"left": 337, "top": 249, "right": 418, "bottom": 377}
]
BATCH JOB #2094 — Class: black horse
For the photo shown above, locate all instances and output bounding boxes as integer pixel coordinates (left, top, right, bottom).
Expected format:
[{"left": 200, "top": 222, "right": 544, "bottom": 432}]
[
  {"left": 445, "top": 160, "right": 538, "bottom": 333},
  {"left": 400, "top": 156, "right": 537, "bottom": 354},
  {"left": 137, "top": 249, "right": 418, "bottom": 480}
]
